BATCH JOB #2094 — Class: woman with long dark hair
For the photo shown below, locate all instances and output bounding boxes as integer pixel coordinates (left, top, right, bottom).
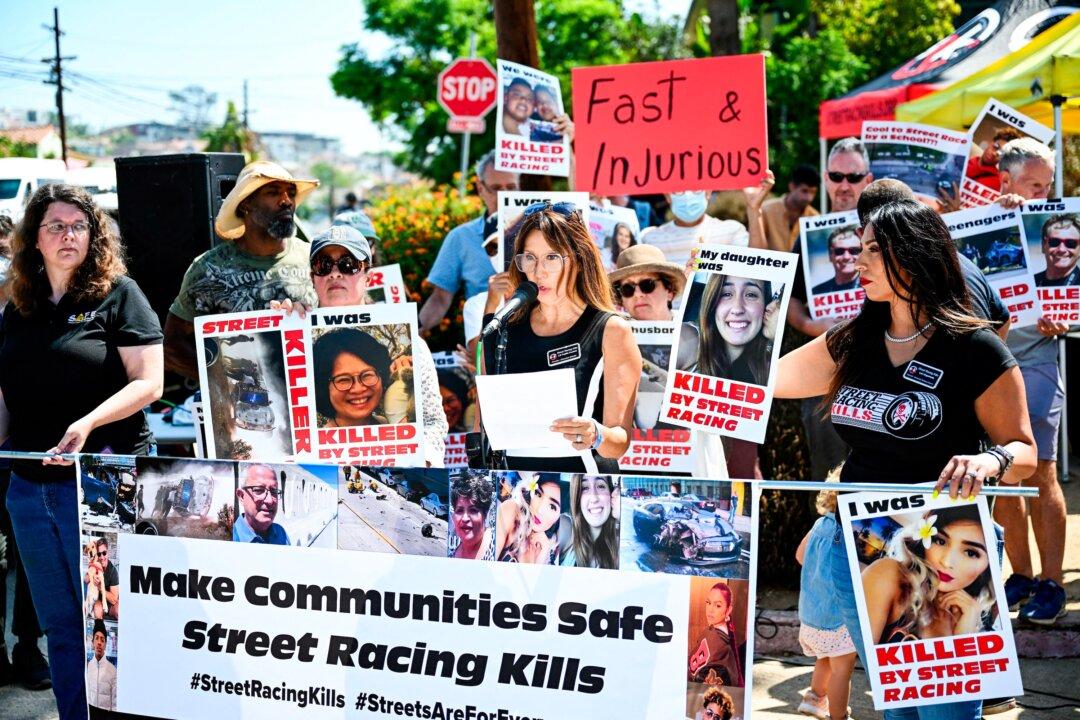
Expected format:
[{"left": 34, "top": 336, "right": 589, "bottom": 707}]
[
  {"left": 608, "top": 221, "right": 636, "bottom": 266},
  {"left": 775, "top": 200, "right": 1035, "bottom": 720},
  {"left": 1, "top": 184, "right": 163, "bottom": 719},
  {"left": 688, "top": 274, "right": 779, "bottom": 386},
  {"left": 562, "top": 474, "right": 619, "bottom": 568},
  {"left": 688, "top": 582, "right": 744, "bottom": 687},
  {"left": 480, "top": 202, "right": 640, "bottom": 473}
]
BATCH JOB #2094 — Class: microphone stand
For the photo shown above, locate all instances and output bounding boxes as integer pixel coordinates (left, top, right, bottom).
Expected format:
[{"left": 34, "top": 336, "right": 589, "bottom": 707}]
[{"left": 485, "top": 325, "right": 510, "bottom": 470}]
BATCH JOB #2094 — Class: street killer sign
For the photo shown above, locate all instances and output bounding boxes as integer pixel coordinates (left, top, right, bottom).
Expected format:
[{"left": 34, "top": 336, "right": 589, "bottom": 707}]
[
  {"left": 438, "top": 58, "right": 497, "bottom": 134},
  {"left": 572, "top": 55, "right": 768, "bottom": 195}
]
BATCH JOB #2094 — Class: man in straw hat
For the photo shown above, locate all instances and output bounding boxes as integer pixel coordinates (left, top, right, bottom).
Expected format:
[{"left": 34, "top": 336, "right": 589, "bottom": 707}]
[{"left": 164, "top": 161, "right": 320, "bottom": 379}]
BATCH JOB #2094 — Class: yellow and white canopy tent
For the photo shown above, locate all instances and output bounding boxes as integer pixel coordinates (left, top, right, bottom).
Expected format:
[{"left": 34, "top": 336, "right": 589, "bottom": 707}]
[{"left": 896, "top": 10, "right": 1080, "bottom": 194}]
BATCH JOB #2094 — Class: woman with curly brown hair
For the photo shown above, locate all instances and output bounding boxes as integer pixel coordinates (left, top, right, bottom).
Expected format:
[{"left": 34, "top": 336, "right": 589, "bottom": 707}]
[{"left": 0, "top": 184, "right": 162, "bottom": 719}]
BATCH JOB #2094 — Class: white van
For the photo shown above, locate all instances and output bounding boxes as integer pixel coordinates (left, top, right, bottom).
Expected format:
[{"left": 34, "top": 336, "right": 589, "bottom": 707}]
[{"left": 0, "top": 158, "right": 68, "bottom": 223}]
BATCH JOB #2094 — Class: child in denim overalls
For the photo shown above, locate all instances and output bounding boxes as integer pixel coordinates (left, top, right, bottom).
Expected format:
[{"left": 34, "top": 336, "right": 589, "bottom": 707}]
[{"left": 795, "top": 476, "right": 856, "bottom": 720}]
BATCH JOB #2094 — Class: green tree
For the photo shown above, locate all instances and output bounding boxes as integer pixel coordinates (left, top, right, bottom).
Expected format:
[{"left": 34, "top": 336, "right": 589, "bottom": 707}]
[
  {"left": 812, "top": 0, "right": 960, "bottom": 78},
  {"left": 331, "top": 0, "right": 688, "bottom": 182},
  {"left": 0, "top": 136, "right": 36, "bottom": 158},
  {"left": 202, "top": 101, "right": 259, "bottom": 160}
]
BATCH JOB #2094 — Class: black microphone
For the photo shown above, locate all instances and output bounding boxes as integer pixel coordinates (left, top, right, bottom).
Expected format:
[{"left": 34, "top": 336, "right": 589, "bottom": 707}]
[{"left": 480, "top": 281, "right": 538, "bottom": 339}]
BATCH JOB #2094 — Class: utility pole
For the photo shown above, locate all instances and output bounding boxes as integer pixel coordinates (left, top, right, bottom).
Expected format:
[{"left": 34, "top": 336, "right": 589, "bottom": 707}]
[
  {"left": 242, "top": 79, "right": 249, "bottom": 129},
  {"left": 42, "top": 7, "right": 74, "bottom": 164}
]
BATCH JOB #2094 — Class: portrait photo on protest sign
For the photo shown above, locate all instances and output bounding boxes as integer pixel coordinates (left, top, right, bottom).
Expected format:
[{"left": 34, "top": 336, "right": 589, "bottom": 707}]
[
  {"left": 799, "top": 210, "right": 865, "bottom": 322},
  {"left": 571, "top": 55, "right": 767, "bottom": 195},
  {"left": 619, "top": 321, "right": 695, "bottom": 475},
  {"left": 84, "top": 616, "right": 118, "bottom": 711},
  {"left": 943, "top": 206, "right": 1040, "bottom": 327},
  {"left": 81, "top": 529, "right": 121, "bottom": 623},
  {"left": 862, "top": 121, "right": 967, "bottom": 208},
  {"left": 494, "top": 471, "right": 571, "bottom": 565},
  {"left": 661, "top": 245, "right": 796, "bottom": 444},
  {"left": 307, "top": 302, "right": 426, "bottom": 466},
  {"left": 432, "top": 350, "right": 477, "bottom": 467},
  {"left": 495, "top": 59, "right": 570, "bottom": 177},
  {"left": 1021, "top": 198, "right": 1080, "bottom": 323},
  {"left": 496, "top": 190, "right": 590, "bottom": 272},
  {"left": 338, "top": 465, "right": 448, "bottom": 557},
  {"left": 960, "top": 98, "right": 1054, "bottom": 208},
  {"left": 687, "top": 576, "right": 751, "bottom": 719},
  {"left": 556, "top": 473, "right": 621, "bottom": 569},
  {"left": 839, "top": 491, "right": 1021, "bottom": 710},
  {"left": 133, "top": 457, "right": 236, "bottom": 541},
  {"left": 79, "top": 454, "right": 138, "bottom": 533},
  {"left": 108, "top": 480, "right": 695, "bottom": 718},
  {"left": 364, "top": 263, "right": 407, "bottom": 304},
  {"left": 588, "top": 200, "right": 641, "bottom": 271},
  {"left": 620, "top": 477, "right": 752, "bottom": 580},
  {"left": 447, "top": 469, "right": 500, "bottom": 561},
  {"left": 195, "top": 309, "right": 307, "bottom": 461}
]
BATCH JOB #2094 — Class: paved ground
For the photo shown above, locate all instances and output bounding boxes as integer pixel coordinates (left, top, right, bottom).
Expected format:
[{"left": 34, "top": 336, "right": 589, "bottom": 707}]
[{"left": 337, "top": 470, "right": 447, "bottom": 556}]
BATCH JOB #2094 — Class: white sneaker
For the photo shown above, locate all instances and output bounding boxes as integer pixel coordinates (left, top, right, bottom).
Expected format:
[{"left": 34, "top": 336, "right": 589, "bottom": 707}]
[{"left": 797, "top": 690, "right": 829, "bottom": 719}]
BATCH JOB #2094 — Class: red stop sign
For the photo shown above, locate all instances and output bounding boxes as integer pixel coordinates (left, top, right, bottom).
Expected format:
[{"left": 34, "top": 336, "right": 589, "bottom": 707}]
[{"left": 438, "top": 58, "right": 497, "bottom": 119}]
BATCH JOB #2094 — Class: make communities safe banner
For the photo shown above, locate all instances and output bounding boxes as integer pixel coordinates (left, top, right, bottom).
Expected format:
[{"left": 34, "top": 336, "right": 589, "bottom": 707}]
[
  {"left": 571, "top": 55, "right": 768, "bottom": 196},
  {"left": 798, "top": 210, "right": 864, "bottom": 322},
  {"left": 960, "top": 99, "right": 1054, "bottom": 209},
  {"left": 862, "top": 122, "right": 967, "bottom": 207},
  {"left": 942, "top": 207, "right": 1040, "bottom": 328},
  {"left": 620, "top": 321, "right": 695, "bottom": 475},
  {"left": 495, "top": 60, "right": 571, "bottom": 177},
  {"left": 838, "top": 490, "right": 1022, "bottom": 710},
  {"left": 661, "top": 245, "right": 797, "bottom": 444},
  {"left": 1021, "top": 198, "right": 1080, "bottom": 323},
  {"left": 77, "top": 458, "right": 759, "bottom": 720}
]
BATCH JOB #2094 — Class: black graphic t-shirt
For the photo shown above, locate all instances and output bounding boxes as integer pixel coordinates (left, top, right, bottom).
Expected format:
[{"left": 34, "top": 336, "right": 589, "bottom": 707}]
[{"left": 826, "top": 326, "right": 1015, "bottom": 484}]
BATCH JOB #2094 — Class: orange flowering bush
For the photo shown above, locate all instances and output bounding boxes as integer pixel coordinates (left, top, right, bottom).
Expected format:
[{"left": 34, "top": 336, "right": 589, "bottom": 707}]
[{"left": 367, "top": 178, "right": 482, "bottom": 351}]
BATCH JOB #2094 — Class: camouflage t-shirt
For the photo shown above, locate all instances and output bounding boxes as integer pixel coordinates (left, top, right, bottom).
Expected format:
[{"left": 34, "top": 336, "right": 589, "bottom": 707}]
[{"left": 168, "top": 238, "right": 318, "bottom": 321}]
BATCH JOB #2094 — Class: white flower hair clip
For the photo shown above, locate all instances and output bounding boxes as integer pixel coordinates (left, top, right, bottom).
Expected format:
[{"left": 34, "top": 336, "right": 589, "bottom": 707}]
[{"left": 909, "top": 514, "right": 939, "bottom": 549}]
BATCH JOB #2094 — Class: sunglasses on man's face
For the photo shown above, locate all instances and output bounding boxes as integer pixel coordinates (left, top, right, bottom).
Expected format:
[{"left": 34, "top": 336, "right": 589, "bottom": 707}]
[
  {"left": 830, "top": 246, "right": 862, "bottom": 258},
  {"left": 312, "top": 255, "right": 365, "bottom": 277},
  {"left": 96, "top": 551, "right": 108, "bottom": 557},
  {"left": 617, "top": 278, "right": 662, "bottom": 298},
  {"left": 827, "top": 171, "right": 868, "bottom": 184},
  {"left": 1047, "top": 237, "right": 1079, "bottom": 250}
]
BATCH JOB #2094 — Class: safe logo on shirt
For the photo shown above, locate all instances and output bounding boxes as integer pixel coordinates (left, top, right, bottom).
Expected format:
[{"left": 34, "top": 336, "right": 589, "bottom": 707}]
[
  {"left": 67, "top": 311, "right": 97, "bottom": 324},
  {"left": 832, "top": 386, "right": 943, "bottom": 440},
  {"left": 547, "top": 343, "right": 582, "bottom": 367}
]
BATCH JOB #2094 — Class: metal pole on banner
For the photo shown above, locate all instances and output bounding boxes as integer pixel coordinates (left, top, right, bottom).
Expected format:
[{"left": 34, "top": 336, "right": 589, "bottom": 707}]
[
  {"left": 457, "top": 32, "right": 478, "bottom": 198},
  {"left": 0, "top": 450, "right": 77, "bottom": 462},
  {"left": 1052, "top": 95, "right": 1069, "bottom": 482},
  {"left": 758, "top": 479, "right": 1039, "bottom": 498},
  {"left": 819, "top": 137, "right": 828, "bottom": 213}
]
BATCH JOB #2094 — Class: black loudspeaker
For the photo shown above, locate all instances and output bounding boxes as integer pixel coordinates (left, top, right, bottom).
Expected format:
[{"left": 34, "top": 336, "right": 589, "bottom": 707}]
[{"left": 115, "top": 153, "right": 245, "bottom": 323}]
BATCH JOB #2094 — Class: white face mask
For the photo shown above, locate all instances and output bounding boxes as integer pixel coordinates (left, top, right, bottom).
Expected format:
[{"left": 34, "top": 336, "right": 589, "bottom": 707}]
[
  {"left": 670, "top": 191, "right": 708, "bottom": 223},
  {"left": 489, "top": 251, "right": 501, "bottom": 273}
]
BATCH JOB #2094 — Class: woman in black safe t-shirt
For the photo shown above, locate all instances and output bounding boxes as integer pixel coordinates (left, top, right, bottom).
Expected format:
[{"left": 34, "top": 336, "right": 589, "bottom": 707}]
[
  {"left": 775, "top": 200, "right": 1035, "bottom": 494},
  {"left": 773, "top": 200, "right": 1035, "bottom": 720},
  {"left": 0, "top": 184, "right": 162, "bottom": 720}
]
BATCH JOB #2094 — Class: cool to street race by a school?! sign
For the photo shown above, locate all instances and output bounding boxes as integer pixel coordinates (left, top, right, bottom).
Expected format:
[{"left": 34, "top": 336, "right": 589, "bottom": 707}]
[
  {"left": 572, "top": 55, "right": 767, "bottom": 196},
  {"left": 839, "top": 490, "right": 1022, "bottom": 710}
]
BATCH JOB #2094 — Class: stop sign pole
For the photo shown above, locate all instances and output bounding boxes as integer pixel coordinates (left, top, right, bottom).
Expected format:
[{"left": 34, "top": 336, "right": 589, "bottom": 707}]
[{"left": 437, "top": 34, "right": 498, "bottom": 195}]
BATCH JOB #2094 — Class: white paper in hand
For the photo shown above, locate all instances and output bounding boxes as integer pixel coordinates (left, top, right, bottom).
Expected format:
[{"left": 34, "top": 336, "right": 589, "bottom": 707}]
[{"left": 475, "top": 368, "right": 578, "bottom": 452}]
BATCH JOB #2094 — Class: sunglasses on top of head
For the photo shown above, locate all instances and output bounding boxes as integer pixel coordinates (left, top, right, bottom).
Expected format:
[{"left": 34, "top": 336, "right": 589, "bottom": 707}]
[
  {"left": 312, "top": 254, "right": 365, "bottom": 276},
  {"left": 522, "top": 201, "right": 578, "bottom": 219}
]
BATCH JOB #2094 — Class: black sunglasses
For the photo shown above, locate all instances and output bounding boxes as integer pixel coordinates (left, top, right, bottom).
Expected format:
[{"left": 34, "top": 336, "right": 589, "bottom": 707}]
[
  {"left": 1047, "top": 237, "right": 1079, "bottom": 250},
  {"left": 617, "top": 278, "right": 662, "bottom": 298},
  {"left": 522, "top": 201, "right": 578, "bottom": 218},
  {"left": 827, "top": 171, "right": 868, "bottom": 184},
  {"left": 312, "top": 255, "right": 365, "bottom": 276}
]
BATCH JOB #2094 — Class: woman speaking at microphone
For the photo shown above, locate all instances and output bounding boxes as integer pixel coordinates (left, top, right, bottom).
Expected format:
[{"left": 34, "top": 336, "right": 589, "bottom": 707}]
[{"left": 480, "top": 202, "right": 640, "bottom": 473}]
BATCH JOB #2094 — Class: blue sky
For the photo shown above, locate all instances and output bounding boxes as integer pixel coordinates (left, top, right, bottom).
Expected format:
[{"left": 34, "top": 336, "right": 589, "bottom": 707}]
[
  {"left": 1, "top": 1, "right": 683, "bottom": 155},
  {"left": 1, "top": 0, "right": 392, "bottom": 154}
]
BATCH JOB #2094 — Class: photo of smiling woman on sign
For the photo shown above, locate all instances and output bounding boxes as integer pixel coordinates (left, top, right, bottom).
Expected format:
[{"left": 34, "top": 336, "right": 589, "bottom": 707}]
[
  {"left": 495, "top": 473, "right": 567, "bottom": 564},
  {"left": 680, "top": 273, "right": 782, "bottom": 387},
  {"left": 560, "top": 474, "right": 620, "bottom": 569},
  {"left": 313, "top": 325, "right": 417, "bottom": 428}
]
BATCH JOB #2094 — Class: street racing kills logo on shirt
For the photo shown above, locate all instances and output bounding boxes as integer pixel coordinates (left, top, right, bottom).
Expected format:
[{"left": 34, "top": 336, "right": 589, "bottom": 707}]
[{"left": 832, "top": 387, "right": 943, "bottom": 440}]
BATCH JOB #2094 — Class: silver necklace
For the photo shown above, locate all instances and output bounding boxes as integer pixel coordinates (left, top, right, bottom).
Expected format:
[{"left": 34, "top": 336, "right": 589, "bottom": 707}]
[{"left": 885, "top": 321, "right": 933, "bottom": 343}]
